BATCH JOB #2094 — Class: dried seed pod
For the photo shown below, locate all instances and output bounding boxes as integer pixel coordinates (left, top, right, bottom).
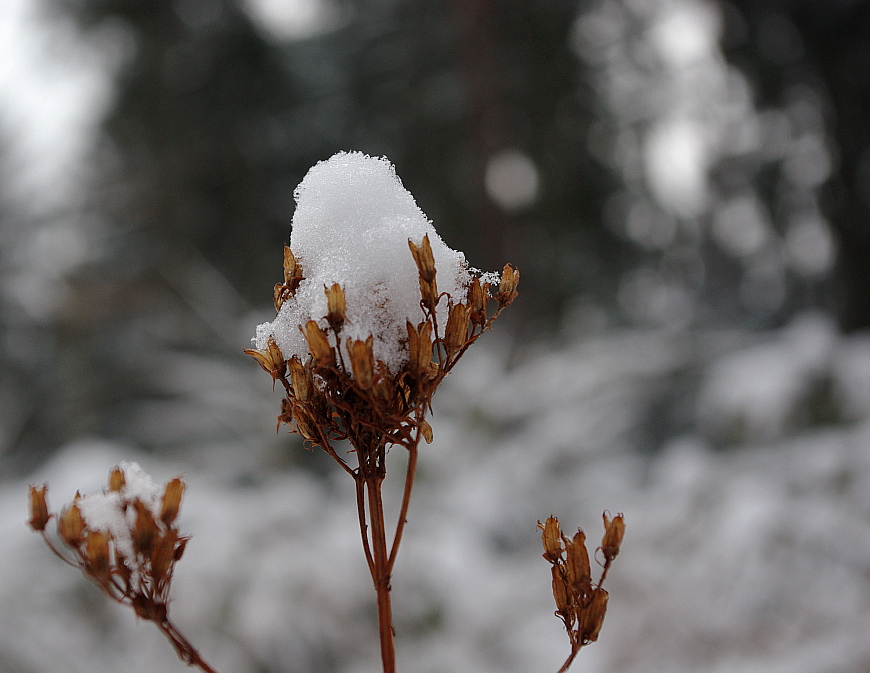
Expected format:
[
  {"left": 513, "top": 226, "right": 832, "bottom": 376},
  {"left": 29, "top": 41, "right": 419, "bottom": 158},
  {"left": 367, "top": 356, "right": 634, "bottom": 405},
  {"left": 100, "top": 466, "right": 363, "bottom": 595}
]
[
  {"left": 244, "top": 338, "right": 286, "bottom": 380},
  {"left": 420, "top": 419, "right": 434, "bottom": 444},
  {"left": 160, "top": 478, "right": 185, "bottom": 526},
  {"left": 408, "top": 235, "right": 436, "bottom": 282},
  {"left": 151, "top": 530, "right": 178, "bottom": 582},
  {"left": 540, "top": 517, "right": 563, "bottom": 562},
  {"left": 58, "top": 502, "right": 86, "bottom": 547},
  {"left": 132, "top": 500, "right": 159, "bottom": 556},
  {"left": 288, "top": 357, "right": 313, "bottom": 402},
  {"left": 349, "top": 336, "right": 375, "bottom": 389},
  {"left": 325, "top": 283, "right": 347, "bottom": 333},
  {"left": 108, "top": 466, "right": 126, "bottom": 492},
  {"left": 468, "top": 277, "right": 488, "bottom": 326},
  {"left": 565, "top": 530, "right": 591, "bottom": 592},
  {"left": 551, "top": 565, "right": 571, "bottom": 615},
  {"left": 283, "top": 245, "right": 299, "bottom": 284},
  {"left": 303, "top": 320, "right": 334, "bottom": 363},
  {"left": 496, "top": 263, "right": 519, "bottom": 307},
  {"left": 580, "top": 588, "right": 609, "bottom": 643},
  {"left": 28, "top": 484, "right": 50, "bottom": 532},
  {"left": 601, "top": 512, "right": 625, "bottom": 563},
  {"left": 407, "top": 321, "right": 433, "bottom": 375},
  {"left": 85, "top": 530, "right": 111, "bottom": 578},
  {"left": 444, "top": 303, "right": 471, "bottom": 353}
]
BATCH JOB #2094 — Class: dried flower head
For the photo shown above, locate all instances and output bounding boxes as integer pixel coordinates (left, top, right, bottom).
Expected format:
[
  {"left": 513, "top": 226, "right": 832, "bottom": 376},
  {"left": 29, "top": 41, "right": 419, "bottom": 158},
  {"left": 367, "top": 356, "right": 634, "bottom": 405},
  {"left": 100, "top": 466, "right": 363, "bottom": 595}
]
[
  {"left": 539, "top": 513, "right": 625, "bottom": 673},
  {"left": 29, "top": 464, "right": 216, "bottom": 673}
]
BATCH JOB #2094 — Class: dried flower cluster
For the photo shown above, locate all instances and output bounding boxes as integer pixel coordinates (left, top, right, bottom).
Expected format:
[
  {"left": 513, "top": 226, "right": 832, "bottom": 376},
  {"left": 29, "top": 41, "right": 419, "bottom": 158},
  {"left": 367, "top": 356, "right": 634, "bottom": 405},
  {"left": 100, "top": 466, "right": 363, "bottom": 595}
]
[
  {"left": 246, "top": 235, "right": 518, "bottom": 673},
  {"left": 29, "top": 466, "right": 216, "bottom": 673},
  {"left": 540, "top": 512, "right": 625, "bottom": 673}
]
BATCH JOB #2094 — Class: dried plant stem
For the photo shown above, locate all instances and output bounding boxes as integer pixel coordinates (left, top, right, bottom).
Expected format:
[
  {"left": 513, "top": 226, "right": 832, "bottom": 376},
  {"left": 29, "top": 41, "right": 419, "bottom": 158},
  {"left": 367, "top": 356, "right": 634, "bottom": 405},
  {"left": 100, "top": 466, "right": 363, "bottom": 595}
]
[
  {"left": 365, "top": 475, "right": 396, "bottom": 673},
  {"left": 156, "top": 618, "right": 220, "bottom": 673}
]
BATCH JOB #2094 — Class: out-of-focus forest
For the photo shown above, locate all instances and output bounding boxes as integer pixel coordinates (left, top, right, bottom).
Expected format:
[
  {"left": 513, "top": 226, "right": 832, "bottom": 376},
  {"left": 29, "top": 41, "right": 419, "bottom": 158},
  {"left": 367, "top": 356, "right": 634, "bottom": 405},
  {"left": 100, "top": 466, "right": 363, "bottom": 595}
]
[{"left": 1, "top": 1, "right": 869, "bottom": 672}]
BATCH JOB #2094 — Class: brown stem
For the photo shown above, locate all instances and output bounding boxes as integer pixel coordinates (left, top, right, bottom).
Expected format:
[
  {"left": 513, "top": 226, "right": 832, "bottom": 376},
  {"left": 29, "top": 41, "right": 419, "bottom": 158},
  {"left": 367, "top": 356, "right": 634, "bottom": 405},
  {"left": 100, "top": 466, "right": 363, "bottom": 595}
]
[
  {"left": 355, "top": 475, "right": 376, "bottom": 577},
  {"left": 365, "top": 476, "right": 396, "bottom": 673},
  {"left": 156, "top": 618, "right": 219, "bottom": 673},
  {"left": 556, "top": 638, "right": 582, "bottom": 673},
  {"left": 387, "top": 435, "right": 419, "bottom": 573}
]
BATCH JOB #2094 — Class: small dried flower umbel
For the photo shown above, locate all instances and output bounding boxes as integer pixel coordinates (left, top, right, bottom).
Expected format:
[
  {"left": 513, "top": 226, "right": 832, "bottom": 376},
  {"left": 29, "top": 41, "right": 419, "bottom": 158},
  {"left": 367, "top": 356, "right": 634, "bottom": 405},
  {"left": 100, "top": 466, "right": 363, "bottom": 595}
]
[
  {"left": 246, "top": 237, "right": 517, "bottom": 673},
  {"left": 539, "top": 513, "right": 625, "bottom": 673},
  {"left": 28, "top": 464, "right": 217, "bottom": 673}
]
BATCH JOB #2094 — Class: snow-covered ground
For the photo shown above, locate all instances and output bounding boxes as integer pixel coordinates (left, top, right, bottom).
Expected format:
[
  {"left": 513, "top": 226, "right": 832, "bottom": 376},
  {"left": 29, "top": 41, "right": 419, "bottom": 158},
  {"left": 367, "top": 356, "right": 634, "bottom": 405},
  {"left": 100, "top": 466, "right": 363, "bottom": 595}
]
[{"left": 6, "top": 312, "right": 870, "bottom": 673}]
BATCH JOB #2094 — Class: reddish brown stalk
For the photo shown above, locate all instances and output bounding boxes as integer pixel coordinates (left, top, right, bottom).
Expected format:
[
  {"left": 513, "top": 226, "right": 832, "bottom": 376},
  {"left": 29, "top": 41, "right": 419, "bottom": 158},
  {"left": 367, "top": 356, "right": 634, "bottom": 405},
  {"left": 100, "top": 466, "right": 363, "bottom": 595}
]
[
  {"left": 157, "top": 618, "right": 220, "bottom": 673},
  {"left": 387, "top": 433, "right": 420, "bottom": 573},
  {"left": 365, "top": 475, "right": 396, "bottom": 673}
]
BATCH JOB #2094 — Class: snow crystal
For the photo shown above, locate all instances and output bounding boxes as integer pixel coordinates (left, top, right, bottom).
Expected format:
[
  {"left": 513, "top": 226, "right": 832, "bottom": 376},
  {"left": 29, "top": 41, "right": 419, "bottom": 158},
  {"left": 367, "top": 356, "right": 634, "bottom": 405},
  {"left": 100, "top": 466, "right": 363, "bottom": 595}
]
[{"left": 253, "top": 151, "right": 474, "bottom": 373}]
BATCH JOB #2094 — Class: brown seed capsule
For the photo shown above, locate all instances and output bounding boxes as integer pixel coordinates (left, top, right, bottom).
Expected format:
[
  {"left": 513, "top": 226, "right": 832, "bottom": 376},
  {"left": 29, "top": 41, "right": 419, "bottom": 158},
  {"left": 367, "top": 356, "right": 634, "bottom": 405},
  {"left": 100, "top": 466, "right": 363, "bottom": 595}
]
[
  {"left": 325, "top": 283, "right": 347, "bottom": 333},
  {"left": 151, "top": 530, "right": 178, "bottom": 582},
  {"left": 565, "top": 530, "right": 592, "bottom": 592},
  {"left": 303, "top": 320, "right": 334, "bottom": 363},
  {"left": 540, "top": 517, "right": 563, "bottom": 562},
  {"left": 580, "top": 588, "right": 609, "bottom": 643},
  {"left": 551, "top": 565, "right": 571, "bottom": 614},
  {"left": 85, "top": 530, "right": 111, "bottom": 578},
  {"left": 601, "top": 512, "right": 625, "bottom": 563},
  {"left": 468, "top": 277, "right": 488, "bottom": 326},
  {"left": 444, "top": 303, "right": 471, "bottom": 352},
  {"left": 160, "top": 478, "right": 185, "bottom": 526},
  {"left": 132, "top": 500, "right": 159, "bottom": 556},
  {"left": 108, "top": 467, "right": 126, "bottom": 493},
  {"left": 288, "top": 357, "right": 313, "bottom": 402},
  {"left": 58, "top": 502, "right": 86, "bottom": 547},
  {"left": 283, "top": 245, "right": 299, "bottom": 285},
  {"left": 408, "top": 235, "right": 436, "bottom": 282},
  {"left": 496, "top": 264, "right": 519, "bottom": 307},
  {"left": 244, "top": 338, "right": 286, "bottom": 380},
  {"left": 349, "top": 336, "right": 375, "bottom": 389},
  {"left": 28, "top": 484, "right": 50, "bottom": 532},
  {"left": 407, "top": 321, "right": 433, "bottom": 375},
  {"left": 420, "top": 419, "right": 434, "bottom": 444}
]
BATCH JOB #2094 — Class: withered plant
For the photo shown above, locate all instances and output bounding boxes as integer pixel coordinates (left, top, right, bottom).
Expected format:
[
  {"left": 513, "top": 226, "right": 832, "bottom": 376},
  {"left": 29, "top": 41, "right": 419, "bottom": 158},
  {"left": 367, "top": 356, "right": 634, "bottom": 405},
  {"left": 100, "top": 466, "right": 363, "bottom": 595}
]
[
  {"left": 245, "top": 235, "right": 518, "bottom": 673},
  {"left": 28, "top": 467, "right": 217, "bottom": 673},
  {"left": 540, "top": 512, "right": 625, "bottom": 673}
]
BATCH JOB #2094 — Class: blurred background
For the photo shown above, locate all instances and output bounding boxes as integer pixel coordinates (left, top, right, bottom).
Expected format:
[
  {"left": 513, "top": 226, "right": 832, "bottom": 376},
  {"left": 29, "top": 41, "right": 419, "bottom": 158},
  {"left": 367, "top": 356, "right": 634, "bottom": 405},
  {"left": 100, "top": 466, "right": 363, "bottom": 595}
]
[{"left": 2, "top": 0, "right": 869, "bottom": 671}]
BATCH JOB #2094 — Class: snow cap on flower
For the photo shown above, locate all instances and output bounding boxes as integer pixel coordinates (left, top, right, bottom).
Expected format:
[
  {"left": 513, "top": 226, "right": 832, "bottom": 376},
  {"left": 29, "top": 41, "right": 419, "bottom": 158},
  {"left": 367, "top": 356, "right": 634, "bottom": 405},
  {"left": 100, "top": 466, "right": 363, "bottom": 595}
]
[{"left": 253, "top": 151, "right": 480, "bottom": 373}]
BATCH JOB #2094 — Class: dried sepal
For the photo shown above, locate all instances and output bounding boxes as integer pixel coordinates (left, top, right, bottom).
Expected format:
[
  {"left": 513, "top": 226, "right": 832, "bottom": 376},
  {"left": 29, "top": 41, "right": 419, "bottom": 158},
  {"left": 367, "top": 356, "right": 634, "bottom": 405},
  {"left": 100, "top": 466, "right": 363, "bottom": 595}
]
[
  {"left": 407, "top": 321, "right": 433, "bottom": 376},
  {"left": 58, "top": 501, "right": 86, "bottom": 547},
  {"left": 580, "top": 588, "right": 608, "bottom": 642},
  {"left": 283, "top": 245, "right": 300, "bottom": 285},
  {"left": 132, "top": 500, "right": 159, "bottom": 556},
  {"left": 444, "top": 303, "right": 471, "bottom": 353},
  {"left": 160, "top": 478, "right": 185, "bottom": 526},
  {"left": 325, "top": 283, "right": 347, "bottom": 333},
  {"left": 349, "top": 336, "right": 375, "bottom": 389},
  {"left": 85, "top": 530, "right": 111, "bottom": 579},
  {"left": 496, "top": 263, "right": 519, "bottom": 307},
  {"left": 409, "top": 235, "right": 438, "bottom": 310},
  {"left": 565, "top": 530, "right": 591, "bottom": 592},
  {"left": 303, "top": 320, "right": 334, "bottom": 363},
  {"left": 28, "top": 484, "right": 50, "bottom": 532},
  {"left": 551, "top": 564, "right": 571, "bottom": 615},
  {"left": 288, "top": 357, "right": 313, "bottom": 402},
  {"left": 540, "top": 517, "right": 563, "bottom": 562},
  {"left": 108, "top": 467, "right": 126, "bottom": 492},
  {"left": 601, "top": 511, "right": 625, "bottom": 563},
  {"left": 244, "top": 337, "right": 286, "bottom": 380},
  {"left": 420, "top": 419, "right": 433, "bottom": 444},
  {"left": 468, "top": 277, "right": 488, "bottom": 326}
]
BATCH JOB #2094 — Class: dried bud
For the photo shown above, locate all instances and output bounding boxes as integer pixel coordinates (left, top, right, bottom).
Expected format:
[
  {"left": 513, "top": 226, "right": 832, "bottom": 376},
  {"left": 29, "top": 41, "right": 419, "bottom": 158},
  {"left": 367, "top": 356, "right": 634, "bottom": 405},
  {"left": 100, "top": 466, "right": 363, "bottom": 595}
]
[
  {"left": 551, "top": 565, "right": 571, "bottom": 614},
  {"left": 496, "top": 264, "right": 519, "bottom": 307},
  {"left": 601, "top": 512, "right": 625, "bottom": 563},
  {"left": 468, "top": 277, "right": 488, "bottom": 326},
  {"left": 580, "top": 588, "right": 609, "bottom": 643},
  {"left": 288, "top": 357, "right": 313, "bottom": 402},
  {"left": 28, "top": 484, "right": 50, "bottom": 531},
  {"left": 108, "top": 467, "right": 126, "bottom": 492},
  {"left": 565, "top": 530, "right": 591, "bottom": 591},
  {"left": 151, "top": 530, "right": 178, "bottom": 581},
  {"left": 133, "top": 500, "right": 159, "bottom": 556},
  {"left": 293, "top": 408, "right": 318, "bottom": 441},
  {"left": 303, "top": 320, "right": 334, "bottom": 363},
  {"left": 283, "top": 245, "right": 299, "bottom": 284},
  {"left": 58, "top": 502, "right": 86, "bottom": 546},
  {"left": 540, "top": 517, "right": 563, "bottom": 562},
  {"left": 244, "top": 338, "right": 286, "bottom": 380},
  {"left": 408, "top": 235, "right": 436, "bottom": 282},
  {"left": 420, "top": 419, "right": 433, "bottom": 444},
  {"left": 85, "top": 530, "right": 111, "bottom": 578},
  {"left": 349, "top": 336, "right": 375, "bottom": 389},
  {"left": 325, "top": 283, "right": 347, "bottom": 333},
  {"left": 160, "top": 478, "right": 185, "bottom": 526},
  {"left": 406, "top": 321, "right": 433, "bottom": 375},
  {"left": 444, "top": 303, "right": 471, "bottom": 353}
]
